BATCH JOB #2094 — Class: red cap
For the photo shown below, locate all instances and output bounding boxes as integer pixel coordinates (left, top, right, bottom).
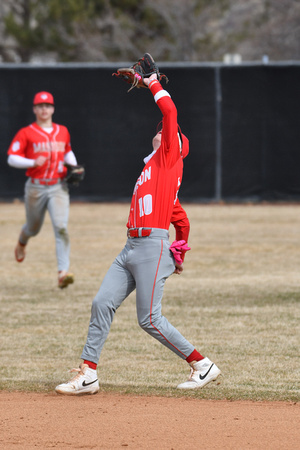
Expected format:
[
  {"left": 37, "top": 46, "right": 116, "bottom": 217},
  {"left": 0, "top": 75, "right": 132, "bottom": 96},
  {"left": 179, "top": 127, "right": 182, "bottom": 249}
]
[
  {"left": 180, "top": 133, "right": 189, "bottom": 159},
  {"left": 33, "top": 91, "right": 54, "bottom": 105},
  {"left": 156, "top": 122, "right": 189, "bottom": 159},
  {"left": 177, "top": 126, "right": 189, "bottom": 159}
]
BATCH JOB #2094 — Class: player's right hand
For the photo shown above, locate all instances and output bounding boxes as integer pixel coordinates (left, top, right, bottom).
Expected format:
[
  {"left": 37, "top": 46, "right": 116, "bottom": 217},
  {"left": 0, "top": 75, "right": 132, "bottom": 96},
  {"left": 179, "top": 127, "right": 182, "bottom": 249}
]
[{"left": 34, "top": 156, "right": 48, "bottom": 167}]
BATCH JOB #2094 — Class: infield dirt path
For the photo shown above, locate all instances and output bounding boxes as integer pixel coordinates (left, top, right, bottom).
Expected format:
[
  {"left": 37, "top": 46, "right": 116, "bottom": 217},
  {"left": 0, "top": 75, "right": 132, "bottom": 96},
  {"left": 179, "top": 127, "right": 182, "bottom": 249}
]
[{"left": 0, "top": 392, "right": 299, "bottom": 449}]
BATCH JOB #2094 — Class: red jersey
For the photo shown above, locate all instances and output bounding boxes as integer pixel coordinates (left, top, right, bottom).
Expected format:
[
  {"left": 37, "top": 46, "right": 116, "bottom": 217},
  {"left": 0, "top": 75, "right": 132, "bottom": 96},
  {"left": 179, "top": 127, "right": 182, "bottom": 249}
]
[
  {"left": 7, "top": 122, "right": 72, "bottom": 179},
  {"left": 127, "top": 81, "right": 189, "bottom": 235}
]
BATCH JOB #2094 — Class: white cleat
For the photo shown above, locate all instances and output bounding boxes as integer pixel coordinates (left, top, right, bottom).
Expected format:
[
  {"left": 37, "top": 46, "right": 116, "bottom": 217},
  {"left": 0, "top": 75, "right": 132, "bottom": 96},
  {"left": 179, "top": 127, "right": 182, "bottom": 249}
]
[
  {"left": 55, "top": 363, "right": 99, "bottom": 395},
  {"left": 58, "top": 271, "right": 74, "bottom": 289},
  {"left": 177, "top": 357, "right": 221, "bottom": 389}
]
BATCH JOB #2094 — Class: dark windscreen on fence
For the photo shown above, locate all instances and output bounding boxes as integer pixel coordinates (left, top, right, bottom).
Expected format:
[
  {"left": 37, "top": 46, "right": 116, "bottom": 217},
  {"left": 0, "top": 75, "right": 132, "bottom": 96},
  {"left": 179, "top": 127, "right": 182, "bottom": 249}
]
[{"left": 1, "top": 63, "right": 300, "bottom": 202}]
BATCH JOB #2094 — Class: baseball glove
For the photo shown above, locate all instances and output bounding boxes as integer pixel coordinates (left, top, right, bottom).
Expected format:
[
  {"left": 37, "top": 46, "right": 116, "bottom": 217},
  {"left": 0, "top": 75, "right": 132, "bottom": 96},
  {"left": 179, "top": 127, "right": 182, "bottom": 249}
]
[
  {"left": 113, "top": 53, "right": 169, "bottom": 92},
  {"left": 64, "top": 163, "right": 85, "bottom": 186}
]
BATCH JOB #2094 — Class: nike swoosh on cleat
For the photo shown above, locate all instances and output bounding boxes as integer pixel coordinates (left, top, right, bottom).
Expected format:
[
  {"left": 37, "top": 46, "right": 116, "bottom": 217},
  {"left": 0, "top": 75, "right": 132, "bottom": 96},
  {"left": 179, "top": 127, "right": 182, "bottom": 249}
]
[
  {"left": 82, "top": 379, "right": 98, "bottom": 387},
  {"left": 199, "top": 364, "right": 214, "bottom": 380}
]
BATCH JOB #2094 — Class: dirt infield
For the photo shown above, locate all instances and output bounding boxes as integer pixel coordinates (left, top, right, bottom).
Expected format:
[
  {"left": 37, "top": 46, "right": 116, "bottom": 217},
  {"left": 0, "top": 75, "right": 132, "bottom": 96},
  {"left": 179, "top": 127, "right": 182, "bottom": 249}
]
[{"left": 1, "top": 392, "right": 299, "bottom": 449}]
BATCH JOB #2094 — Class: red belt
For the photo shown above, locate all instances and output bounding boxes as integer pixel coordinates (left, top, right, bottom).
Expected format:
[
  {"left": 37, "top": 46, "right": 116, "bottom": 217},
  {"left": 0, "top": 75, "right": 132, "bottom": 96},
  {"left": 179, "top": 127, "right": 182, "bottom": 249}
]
[
  {"left": 31, "top": 178, "right": 61, "bottom": 186},
  {"left": 127, "top": 228, "right": 152, "bottom": 238}
]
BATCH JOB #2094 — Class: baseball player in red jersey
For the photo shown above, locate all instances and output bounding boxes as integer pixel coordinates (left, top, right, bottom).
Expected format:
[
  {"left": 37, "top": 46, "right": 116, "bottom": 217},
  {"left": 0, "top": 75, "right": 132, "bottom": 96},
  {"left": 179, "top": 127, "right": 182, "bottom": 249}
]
[
  {"left": 55, "top": 72, "right": 221, "bottom": 394},
  {"left": 7, "top": 91, "right": 78, "bottom": 289}
]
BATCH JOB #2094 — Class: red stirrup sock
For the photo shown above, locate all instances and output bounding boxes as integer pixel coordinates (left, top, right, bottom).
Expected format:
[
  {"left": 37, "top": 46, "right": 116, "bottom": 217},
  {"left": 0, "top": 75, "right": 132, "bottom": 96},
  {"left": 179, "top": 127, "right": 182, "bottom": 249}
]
[
  {"left": 186, "top": 350, "right": 204, "bottom": 363},
  {"left": 84, "top": 360, "right": 97, "bottom": 370}
]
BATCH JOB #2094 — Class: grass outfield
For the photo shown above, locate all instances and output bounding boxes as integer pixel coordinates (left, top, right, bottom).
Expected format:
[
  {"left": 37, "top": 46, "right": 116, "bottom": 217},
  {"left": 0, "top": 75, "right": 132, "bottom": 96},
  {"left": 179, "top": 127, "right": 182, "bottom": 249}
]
[{"left": 0, "top": 202, "right": 299, "bottom": 401}]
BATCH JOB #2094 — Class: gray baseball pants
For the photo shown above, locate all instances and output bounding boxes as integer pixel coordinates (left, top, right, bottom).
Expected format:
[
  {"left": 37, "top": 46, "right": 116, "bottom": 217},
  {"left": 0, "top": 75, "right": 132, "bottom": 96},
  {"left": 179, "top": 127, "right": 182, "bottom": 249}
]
[
  {"left": 81, "top": 228, "right": 194, "bottom": 364},
  {"left": 19, "top": 178, "right": 70, "bottom": 272}
]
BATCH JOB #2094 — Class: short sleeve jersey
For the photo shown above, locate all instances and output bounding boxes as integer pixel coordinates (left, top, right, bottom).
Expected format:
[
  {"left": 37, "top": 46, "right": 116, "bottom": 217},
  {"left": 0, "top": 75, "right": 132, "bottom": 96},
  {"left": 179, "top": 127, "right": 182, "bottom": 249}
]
[
  {"left": 7, "top": 122, "right": 72, "bottom": 179},
  {"left": 127, "top": 82, "right": 184, "bottom": 230}
]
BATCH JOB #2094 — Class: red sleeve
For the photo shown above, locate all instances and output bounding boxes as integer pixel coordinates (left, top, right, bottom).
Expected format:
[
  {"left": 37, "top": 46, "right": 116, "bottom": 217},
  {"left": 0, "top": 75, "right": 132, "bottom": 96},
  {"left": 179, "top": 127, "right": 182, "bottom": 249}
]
[
  {"left": 7, "top": 128, "right": 28, "bottom": 157},
  {"left": 149, "top": 81, "right": 179, "bottom": 155},
  {"left": 64, "top": 128, "right": 72, "bottom": 154},
  {"left": 171, "top": 199, "right": 190, "bottom": 261}
]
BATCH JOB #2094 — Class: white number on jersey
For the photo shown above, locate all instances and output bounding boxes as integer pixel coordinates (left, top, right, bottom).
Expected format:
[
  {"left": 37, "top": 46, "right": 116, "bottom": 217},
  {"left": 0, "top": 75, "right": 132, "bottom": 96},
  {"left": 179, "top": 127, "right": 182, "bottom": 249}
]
[
  {"left": 138, "top": 194, "right": 153, "bottom": 217},
  {"left": 58, "top": 160, "right": 65, "bottom": 173}
]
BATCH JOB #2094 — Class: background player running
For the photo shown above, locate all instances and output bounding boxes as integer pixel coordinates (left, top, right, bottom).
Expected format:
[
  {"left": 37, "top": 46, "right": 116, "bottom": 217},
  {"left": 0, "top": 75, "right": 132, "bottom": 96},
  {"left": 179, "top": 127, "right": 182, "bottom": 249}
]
[
  {"left": 7, "top": 91, "right": 79, "bottom": 289},
  {"left": 55, "top": 58, "right": 221, "bottom": 394}
]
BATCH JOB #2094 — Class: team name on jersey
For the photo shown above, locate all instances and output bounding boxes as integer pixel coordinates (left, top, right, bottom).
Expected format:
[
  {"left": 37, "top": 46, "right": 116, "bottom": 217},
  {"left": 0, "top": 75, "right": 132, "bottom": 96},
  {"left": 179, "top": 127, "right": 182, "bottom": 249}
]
[
  {"left": 33, "top": 142, "right": 66, "bottom": 153},
  {"left": 133, "top": 166, "right": 151, "bottom": 194}
]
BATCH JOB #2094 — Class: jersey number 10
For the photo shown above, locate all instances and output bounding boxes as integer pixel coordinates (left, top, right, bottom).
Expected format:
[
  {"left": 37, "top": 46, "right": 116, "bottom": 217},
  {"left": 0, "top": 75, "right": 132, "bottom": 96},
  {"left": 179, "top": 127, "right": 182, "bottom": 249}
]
[{"left": 139, "top": 194, "right": 152, "bottom": 217}]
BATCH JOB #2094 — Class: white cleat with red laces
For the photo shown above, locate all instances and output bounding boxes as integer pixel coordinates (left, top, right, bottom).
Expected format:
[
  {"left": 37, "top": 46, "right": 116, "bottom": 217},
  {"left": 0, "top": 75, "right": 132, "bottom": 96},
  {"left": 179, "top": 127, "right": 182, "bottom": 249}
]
[
  {"left": 177, "top": 357, "right": 221, "bottom": 389},
  {"left": 55, "top": 363, "right": 99, "bottom": 395}
]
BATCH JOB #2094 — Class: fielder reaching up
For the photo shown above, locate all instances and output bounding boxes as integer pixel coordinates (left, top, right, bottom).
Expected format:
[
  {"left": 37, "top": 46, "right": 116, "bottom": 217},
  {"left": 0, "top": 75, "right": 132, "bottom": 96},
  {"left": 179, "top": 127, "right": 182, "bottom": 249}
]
[
  {"left": 7, "top": 91, "right": 77, "bottom": 289},
  {"left": 55, "top": 54, "right": 221, "bottom": 394}
]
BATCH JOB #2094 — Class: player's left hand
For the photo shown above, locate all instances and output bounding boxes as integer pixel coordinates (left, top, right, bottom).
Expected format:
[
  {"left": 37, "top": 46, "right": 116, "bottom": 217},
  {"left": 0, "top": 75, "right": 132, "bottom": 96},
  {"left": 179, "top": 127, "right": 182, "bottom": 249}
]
[
  {"left": 174, "top": 263, "right": 183, "bottom": 275},
  {"left": 64, "top": 163, "right": 85, "bottom": 186},
  {"left": 143, "top": 73, "right": 158, "bottom": 87}
]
